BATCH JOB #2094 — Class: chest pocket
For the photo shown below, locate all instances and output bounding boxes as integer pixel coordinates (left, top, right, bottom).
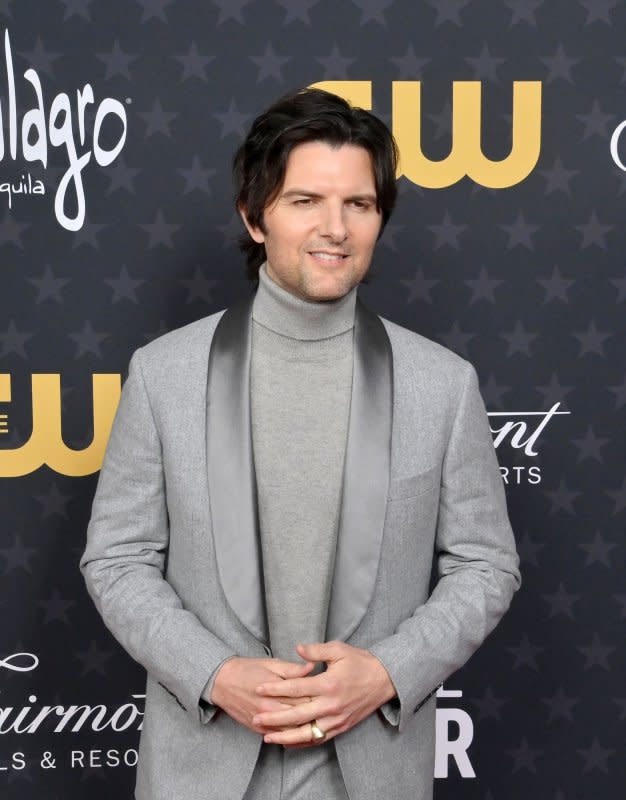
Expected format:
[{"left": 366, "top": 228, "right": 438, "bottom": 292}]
[{"left": 388, "top": 466, "right": 438, "bottom": 501}]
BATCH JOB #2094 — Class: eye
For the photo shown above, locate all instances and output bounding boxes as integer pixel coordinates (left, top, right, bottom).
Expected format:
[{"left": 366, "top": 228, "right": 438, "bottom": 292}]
[{"left": 294, "top": 198, "right": 314, "bottom": 205}]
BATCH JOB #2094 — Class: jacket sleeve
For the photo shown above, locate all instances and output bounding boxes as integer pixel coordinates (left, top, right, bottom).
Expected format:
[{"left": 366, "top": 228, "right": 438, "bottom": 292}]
[
  {"left": 80, "top": 348, "right": 236, "bottom": 724},
  {"left": 368, "top": 362, "right": 521, "bottom": 733}
]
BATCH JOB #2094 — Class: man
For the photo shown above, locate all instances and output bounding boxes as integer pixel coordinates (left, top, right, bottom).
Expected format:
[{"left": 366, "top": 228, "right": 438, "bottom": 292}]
[{"left": 81, "top": 88, "right": 521, "bottom": 800}]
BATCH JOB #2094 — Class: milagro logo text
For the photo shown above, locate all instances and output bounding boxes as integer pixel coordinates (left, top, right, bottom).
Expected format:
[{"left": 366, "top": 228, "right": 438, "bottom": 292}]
[
  {"left": 489, "top": 403, "right": 570, "bottom": 485},
  {"left": 0, "top": 28, "right": 127, "bottom": 231}
]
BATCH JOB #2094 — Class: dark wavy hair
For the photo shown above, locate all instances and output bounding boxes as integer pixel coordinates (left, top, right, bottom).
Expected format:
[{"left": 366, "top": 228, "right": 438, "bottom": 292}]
[{"left": 233, "top": 87, "right": 399, "bottom": 281}]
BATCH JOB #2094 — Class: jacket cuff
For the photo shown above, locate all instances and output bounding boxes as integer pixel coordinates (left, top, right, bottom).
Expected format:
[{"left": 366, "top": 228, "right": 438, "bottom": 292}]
[{"left": 198, "top": 655, "right": 237, "bottom": 724}]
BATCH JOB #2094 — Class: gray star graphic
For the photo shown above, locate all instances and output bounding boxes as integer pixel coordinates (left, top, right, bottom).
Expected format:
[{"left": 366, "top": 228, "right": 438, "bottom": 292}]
[
  {"left": 428, "top": 99, "right": 451, "bottom": 140},
  {"left": 35, "top": 482, "right": 71, "bottom": 518},
  {"left": 71, "top": 219, "right": 109, "bottom": 250},
  {"left": 96, "top": 39, "right": 139, "bottom": 80},
  {"left": 174, "top": 42, "right": 214, "bottom": 81},
  {"left": 516, "top": 530, "right": 547, "bottom": 567},
  {"left": 501, "top": 320, "right": 538, "bottom": 356},
  {"left": 177, "top": 156, "right": 216, "bottom": 195},
  {"left": 469, "top": 686, "right": 509, "bottom": 721},
  {"left": 579, "top": 0, "right": 618, "bottom": 25},
  {"left": 136, "top": 0, "right": 173, "bottom": 23},
  {"left": 40, "top": 588, "right": 74, "bottom": 626},
  {"left": 276, "top": 0, "right": 318, "bottom": 25},
  {"left": 0, "top": 212, "right": 30, "bottom": 248},
  {"left": 607, "top": 375, "right": 626, "bottom": 409},
  {"left": 500, "top": 212, "right": 540, "bottom": 250},
  {"left": 143, "top": 320, "right": 169, "bottom": 343},
  {"left": 68, "top": 321, "right": 110, "bottom": 358},
  {"left": 428, "top": 211, "right": 467, "bottom": 249},
  {"left": 537, "top": 265, "right": 574, "bottom": 302},
  {"left": 577, "top": 738, "right": 614, "bottom": 773},
  {"left": 572, "top": 426, "right": 609, "bottom": 462},
  {"left": 504, "top": 0, "right": 543, "bottom": 26},
  {"left": 17, "top": 37, "right": 62, "bottom": 80},
  {"left": 352, "top": 0, "right": 395, "bottom": 25},
  {"left": 427, "top": 0, "right": 471, "bottom": 26},
  {"left": 378, "top": 223, "right": 403, "bottom": 252},
  {"left": 59, "top": 0, "right": 94, "bottom": 21},
  {"left": 535, "top": 374, "right": 573, "bottom": 406},
  {"left": 212, "top": 0, "right": 253, "bottom": 24},
  {"left": 28, "top": 265, "right": 70, "bottom": 303},
  {"left": 250, "top": 43, "right": 291, "bottom": 83},
  {"left": 606, "top": 477, "right": 626, "bottom": 514},
  {"left": 543, "top": 477, "right": 580, "bottom": 515},
  {"left": 542, "top": 686, "right": 579, "bottom": 722},
  {"left": 180, "top": 267, "right": 217, "bottom": 304},
  {"left": 572, "top": 320, "right": 612, "bottom": 356},
  {"left": 105, "top": 156, "right": 141, "bottom": 194},
  {"left": 0, "top": 535, "right": 37, "bottom": 573},
  {"left": 316, "top": 44, "right": 356, "bottom": 79},
  {"left": 141, "top": 210, "right": 181, "bottom": 248},
  {"left": 540, "top": 43, "right": 580, "bottom": 83},
  {"left": 465, "top": 266, "right": 502, "bottom": 304},
  {"left": 538, "top": 157, "right": 578, "bottom": 194},
  {"left": 577, "top": 634, "right": 614, "bottom": 670},
  {"left": 0, "top": 320, "right": 35, "bottom": 357},
  {"left": 0, "top": 0, "right": 12, "bottom": 16},
  {"left": 578, "top": 530, "right": 619, "bottom": 567},
  {"left": 138, "top": 98, "right": 178, "bottom": 138},
  {"left": 390, "top": 45, "right": 429, "bottom": 78},
  {"left": 214, "top": 99, "right": 252, "bottom": 139},
  {"left": 400, "top": 267, "right": 439, "bottom": 304},
  {"left": 541, "top": 581, "right": 579, "bottom": 618},
  {"left": 575, "top": 211, "right": 613, "bottom": 249},
  {"left": 610, "top": 275, "right": 626, "bottom": 302},
  {"left": 438, "top": 322, "right": 475, "bottom": 357},
  {"left": 506, "top": 738, "right": 541, "bottom": 773},
  {"left": 466, "top": 43, "right": 505, "bottom": 83},
  {"left": 216, "top": 212, "right": 244, "bottom": 249},
  {"left": 105, "top": 266, "right": 144, "bottom": 303},
  {"left": 75, "top": 640, "right": 114, "bottom": 677},
  {"left": 576, "top": 100, "right": 615, "bottom": 139},
  {"left": 481, "top": 374, "right": 510, "bottom": 409}
]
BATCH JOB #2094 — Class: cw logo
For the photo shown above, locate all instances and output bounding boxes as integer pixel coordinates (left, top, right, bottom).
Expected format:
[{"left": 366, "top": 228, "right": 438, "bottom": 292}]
[
  {"left": 312, "top": 80, "right": 542, "bottom": 188},
  {"left": 0, "top": 373, "right": 120, "bottom": 477}
]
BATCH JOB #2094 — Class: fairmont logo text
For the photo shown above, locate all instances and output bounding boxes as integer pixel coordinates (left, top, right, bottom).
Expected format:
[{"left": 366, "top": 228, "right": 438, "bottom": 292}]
[
  {"left": 313, "top": 80, "right": 542, "bottom": 188},
  {"left": 0, "top": 29, "right": 127, "bottom": 231}
]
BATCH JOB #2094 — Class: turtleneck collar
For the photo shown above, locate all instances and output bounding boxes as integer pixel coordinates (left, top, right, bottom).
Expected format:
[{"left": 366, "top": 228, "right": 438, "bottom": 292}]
[{"left": 252, "top": 261, "right": 357, "bottom": 341}]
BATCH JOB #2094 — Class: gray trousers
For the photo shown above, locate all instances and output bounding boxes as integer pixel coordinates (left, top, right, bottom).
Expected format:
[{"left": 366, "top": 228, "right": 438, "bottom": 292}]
[{"left": 243, "top": 741, "right": 349, "bottom": 799}]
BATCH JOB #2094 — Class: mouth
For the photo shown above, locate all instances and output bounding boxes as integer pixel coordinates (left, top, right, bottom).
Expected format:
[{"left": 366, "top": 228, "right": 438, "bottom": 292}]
[{"left": 308, "top": 251, "right": 349, "bottom": 263}]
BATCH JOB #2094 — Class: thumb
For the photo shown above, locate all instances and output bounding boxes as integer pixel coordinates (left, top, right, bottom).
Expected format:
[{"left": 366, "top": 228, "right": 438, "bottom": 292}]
[
  {"left": 296, "top": 641, "right": 340, "bottom": 663},
  {"left": 271, "top": 659, "right": 315, "bottom": 679}
]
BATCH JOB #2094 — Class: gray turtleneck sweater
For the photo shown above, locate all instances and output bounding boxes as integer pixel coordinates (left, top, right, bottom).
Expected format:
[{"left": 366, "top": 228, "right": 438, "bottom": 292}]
[{"left": 251, "top": 263, "right": 356, "bottom": 662}]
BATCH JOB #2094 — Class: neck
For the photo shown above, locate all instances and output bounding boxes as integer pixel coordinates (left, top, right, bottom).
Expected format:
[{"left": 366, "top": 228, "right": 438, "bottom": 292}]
[{"left": 252, "top": 262, "right": 357, "bottom": 341}]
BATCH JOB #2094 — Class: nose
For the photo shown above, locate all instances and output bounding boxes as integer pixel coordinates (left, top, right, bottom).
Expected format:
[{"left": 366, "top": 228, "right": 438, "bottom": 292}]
[{"left": 318, "top": 202, "right": 348, "bottom": 243}]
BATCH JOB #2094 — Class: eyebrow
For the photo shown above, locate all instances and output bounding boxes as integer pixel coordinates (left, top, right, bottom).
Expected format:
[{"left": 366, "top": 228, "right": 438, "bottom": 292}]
[{"left": 281, "top": 189, "right": 377, "bottom": 203}]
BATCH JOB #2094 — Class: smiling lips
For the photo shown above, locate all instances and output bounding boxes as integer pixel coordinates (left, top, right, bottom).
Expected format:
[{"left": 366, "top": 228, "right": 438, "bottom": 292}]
[{"left": 308, "top": 251, "right": 348, "bottom": 262}]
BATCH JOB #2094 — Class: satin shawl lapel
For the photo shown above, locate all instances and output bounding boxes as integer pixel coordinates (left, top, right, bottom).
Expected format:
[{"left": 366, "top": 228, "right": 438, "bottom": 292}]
[
  {"left": 206, "top": 292, "right": 268, "bottom": 644},
  {"left": 326, "top": 298, "right": 393, "bottom": 643}
]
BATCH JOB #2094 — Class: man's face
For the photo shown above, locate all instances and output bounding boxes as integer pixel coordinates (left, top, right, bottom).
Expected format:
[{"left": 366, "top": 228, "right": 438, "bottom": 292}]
[{"left": 240, "top": 140, "right": 383, "bottom": 302}]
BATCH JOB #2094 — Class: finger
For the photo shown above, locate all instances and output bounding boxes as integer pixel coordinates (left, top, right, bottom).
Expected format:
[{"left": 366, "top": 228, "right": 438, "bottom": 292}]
[
  {"left": 253, "top": 699, "right": 325, "bottom": 728},
  {"left": 270, "top": 659, "right": 316, "bottom": 679},
  {"left": 264, "top": 715, "right": 342, "bottom": 747},
  {"left": 296, "top": 641, "right": 343, "bottom": 663},
  {"left": 256, "top": 674, "right": 325, "bottom": 699}
]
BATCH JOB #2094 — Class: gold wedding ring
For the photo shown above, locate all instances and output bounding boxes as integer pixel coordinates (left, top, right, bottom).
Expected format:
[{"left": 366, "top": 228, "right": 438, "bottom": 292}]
[{"left": 310, "top": 720, "right": 326, "bottom": 741}]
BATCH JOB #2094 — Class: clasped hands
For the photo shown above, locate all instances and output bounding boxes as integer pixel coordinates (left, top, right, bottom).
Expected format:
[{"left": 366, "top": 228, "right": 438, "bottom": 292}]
[{"left": 209, "top": 641, "right": 396, "bottom": 748}]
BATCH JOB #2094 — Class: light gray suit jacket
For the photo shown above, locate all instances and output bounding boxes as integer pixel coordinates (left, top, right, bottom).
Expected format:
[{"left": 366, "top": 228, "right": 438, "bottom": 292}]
[{"left": 81, "top": 292, "right": 521, "bottom": 800}]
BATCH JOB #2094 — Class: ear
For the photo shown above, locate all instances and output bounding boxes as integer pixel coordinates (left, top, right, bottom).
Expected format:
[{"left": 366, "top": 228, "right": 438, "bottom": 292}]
[{"left": 238, "top": 205, "right": 265, "bottom": 244}]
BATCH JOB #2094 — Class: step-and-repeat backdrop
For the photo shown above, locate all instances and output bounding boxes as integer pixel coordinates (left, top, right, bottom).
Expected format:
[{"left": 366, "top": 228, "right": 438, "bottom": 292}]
[{"left": 1, "top": 1, "right": 623, "bottom": 798}]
